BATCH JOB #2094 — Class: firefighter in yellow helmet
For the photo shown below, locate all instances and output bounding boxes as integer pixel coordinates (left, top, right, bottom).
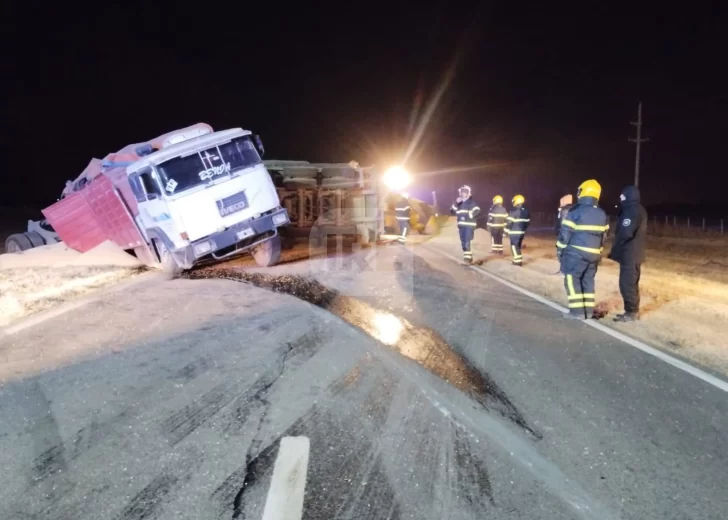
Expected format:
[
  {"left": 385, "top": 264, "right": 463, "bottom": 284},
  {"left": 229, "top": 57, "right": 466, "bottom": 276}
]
[
  {"left": 556, "top": 179, "right": 609, "bottom": 319},
  {"left": 505, "top": 194, "right": 530, "bottom": 266},
  {"left": 486, "top": 195, "right": 508, "bottom": 254}
]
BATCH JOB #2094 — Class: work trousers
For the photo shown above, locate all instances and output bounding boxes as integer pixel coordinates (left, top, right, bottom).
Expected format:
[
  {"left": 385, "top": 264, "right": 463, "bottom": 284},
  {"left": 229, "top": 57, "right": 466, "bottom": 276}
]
[
  {"left": 562, "top": 253, "right": 598, "bottom": 318},
  {"left": 509, "top": 234, "right": 524, "bottom": 265},
  {"left": 397, "top": 222, "right": 409, "bottom": 244},
  {"left": 458, "top": 225, "right": 474, "bottom": 262},
  {"left": 619, "top": 262, "right": 641, "bottom": 314},
  {"left": 490, "top": 228, "right": 504, "bottom": 253}
]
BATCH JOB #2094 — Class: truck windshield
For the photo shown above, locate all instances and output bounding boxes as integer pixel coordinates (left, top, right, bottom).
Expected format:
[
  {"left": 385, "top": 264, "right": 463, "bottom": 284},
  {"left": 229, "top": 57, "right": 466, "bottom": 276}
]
[{"left": 156, "top": 136, "right": 261, "bottom": 195}]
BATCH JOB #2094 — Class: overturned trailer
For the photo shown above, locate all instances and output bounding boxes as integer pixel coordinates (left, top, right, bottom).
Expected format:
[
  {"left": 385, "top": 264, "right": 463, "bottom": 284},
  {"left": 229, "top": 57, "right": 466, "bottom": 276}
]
[{"left": 265, "top": 160, "right": 383, "bottom": 244}]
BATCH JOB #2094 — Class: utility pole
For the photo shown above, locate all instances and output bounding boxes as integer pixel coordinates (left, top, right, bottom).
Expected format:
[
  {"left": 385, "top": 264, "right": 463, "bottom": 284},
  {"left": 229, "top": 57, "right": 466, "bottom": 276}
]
[{"left": 629, "top": 102, "right": 649, "bottom": 187}]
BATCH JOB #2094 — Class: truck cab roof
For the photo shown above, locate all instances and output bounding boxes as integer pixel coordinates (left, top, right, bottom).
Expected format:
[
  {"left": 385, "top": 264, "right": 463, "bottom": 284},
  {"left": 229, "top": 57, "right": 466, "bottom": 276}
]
[{"left": 127, "top": 128, "right": 252, "bottom": 174}]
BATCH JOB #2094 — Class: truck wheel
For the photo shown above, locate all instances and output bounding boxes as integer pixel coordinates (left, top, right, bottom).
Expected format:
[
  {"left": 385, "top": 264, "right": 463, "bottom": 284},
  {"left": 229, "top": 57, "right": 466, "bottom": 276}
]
[
  {"left": 24, "top": 232, "right": 46, "bottom": 248},
  {"left": 252, "top": 235, "right": 281, "bottom": 267},
  {"left": 154, "top": 239, "right": 182, "bottom": 277},
  {"left": 5, "top": 234, "right": 33, "bottom": 253}
]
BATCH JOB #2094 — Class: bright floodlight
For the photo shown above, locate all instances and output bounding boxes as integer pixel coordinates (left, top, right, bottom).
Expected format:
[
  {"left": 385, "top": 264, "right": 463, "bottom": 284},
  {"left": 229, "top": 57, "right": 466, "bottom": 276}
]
[{"left": 383, "top": 165, "right": 412, "bottom": 191}]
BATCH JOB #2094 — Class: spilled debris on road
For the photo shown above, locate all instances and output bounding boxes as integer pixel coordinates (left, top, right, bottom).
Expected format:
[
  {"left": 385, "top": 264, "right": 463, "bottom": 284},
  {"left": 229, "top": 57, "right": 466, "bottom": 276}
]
[{"left": 185, "top": 267, "right": 541, "bottom": 439}]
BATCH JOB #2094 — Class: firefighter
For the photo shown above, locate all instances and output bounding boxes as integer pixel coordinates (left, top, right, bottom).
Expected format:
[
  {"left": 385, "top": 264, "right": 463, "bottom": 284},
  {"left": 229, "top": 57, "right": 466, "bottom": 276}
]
[
  {"left": 608, "top": 185, "right": 647, "bottom": 322},
  {"left": 450, "top": 185, "right": 480, "bottom": 263},
  {"left": 556, "top": 194, "right": 574, "bottom": 235},
  {"left": 556, "top": 179, "right": 609, "bottom": 319},
  {"left": 486, "top": 195, "right": 508, "bottom": 254},
  {"left": 394, "top": 192, "right": 412, "bottom": 244},
  {"left": 505, "top": 194, "right": 530, "bottom": 266}
]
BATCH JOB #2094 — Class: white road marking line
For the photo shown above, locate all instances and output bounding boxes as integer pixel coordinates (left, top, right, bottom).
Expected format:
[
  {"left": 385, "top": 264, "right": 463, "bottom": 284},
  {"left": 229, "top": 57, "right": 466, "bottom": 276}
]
[
  {"left": 426, "top": 246, "right": 728, "bottom": 393},
  {"left": 261, "top": 436, "right": 310, "bottom": 520}
]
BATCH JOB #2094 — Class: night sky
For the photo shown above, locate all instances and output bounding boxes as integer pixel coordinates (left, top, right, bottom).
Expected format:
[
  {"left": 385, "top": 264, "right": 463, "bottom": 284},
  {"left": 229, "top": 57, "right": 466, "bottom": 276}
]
[{"left": 4, "top": 2, "right": 727, "bottom": 213}]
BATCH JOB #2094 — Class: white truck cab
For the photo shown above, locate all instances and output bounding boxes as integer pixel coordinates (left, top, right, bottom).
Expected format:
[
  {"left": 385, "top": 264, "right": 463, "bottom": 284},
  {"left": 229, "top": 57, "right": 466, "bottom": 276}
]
[{"left": 126, "top": 128, "right": 289, "bottom": 272}]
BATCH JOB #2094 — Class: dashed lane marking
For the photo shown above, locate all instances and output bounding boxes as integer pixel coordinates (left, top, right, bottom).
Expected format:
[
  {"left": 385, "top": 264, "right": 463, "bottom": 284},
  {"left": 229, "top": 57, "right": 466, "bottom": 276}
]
[{"left": 262, "top": 436, "right": 310, "bottom": 520}]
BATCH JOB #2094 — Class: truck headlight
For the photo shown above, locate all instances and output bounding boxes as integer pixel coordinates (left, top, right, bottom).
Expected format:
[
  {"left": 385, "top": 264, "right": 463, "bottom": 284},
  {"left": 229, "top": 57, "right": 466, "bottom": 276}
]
[
  {"left": 272, "top": 212, "right": 288, "bottom": 226},
  {"left": 193, "top": 241, "right": 214, "bottom": 256}
]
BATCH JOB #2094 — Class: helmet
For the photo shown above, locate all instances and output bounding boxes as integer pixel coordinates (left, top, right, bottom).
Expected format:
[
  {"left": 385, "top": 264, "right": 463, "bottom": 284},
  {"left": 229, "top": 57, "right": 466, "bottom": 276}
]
[
  {"left": 493, "top": 195, "right": 503, "bottom": 204},
  {"left": 512, "top": 194, "right": 525, "bottom": 206},
  {"left": 577, "top": 179, "right": 602, "bottom": 200},
  {"left": 459, "top": 185, "right": 471, "bottom": 198}
]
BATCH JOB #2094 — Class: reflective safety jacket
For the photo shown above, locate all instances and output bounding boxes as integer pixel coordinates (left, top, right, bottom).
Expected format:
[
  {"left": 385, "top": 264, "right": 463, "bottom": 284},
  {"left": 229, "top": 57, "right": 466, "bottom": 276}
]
[
  {"left": 505, "top": 206, "right": 530, "bottom": 236},
  {"left": 395, "top": 196, "right": 411, "bottom": 223},
  {"left": 486, "top": 203, "right": 508, "bottom": 231},
  {"left": 450, "top": 197, "right": 481, "bottom": 227},
  {"left": 556, "top": 196, "right": 609, "bottom": 262}
]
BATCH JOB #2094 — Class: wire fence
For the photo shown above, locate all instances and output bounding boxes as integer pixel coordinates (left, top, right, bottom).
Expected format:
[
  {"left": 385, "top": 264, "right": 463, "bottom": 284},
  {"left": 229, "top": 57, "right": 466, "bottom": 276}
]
[{"left": 529, "top": 212, "right": 726, "bottom": 237}]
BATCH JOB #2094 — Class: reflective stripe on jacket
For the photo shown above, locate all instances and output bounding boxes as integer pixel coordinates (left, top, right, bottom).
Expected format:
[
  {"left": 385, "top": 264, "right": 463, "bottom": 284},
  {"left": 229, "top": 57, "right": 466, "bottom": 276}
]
[
  {"left": 556, "top": 196, "right": 608, "bottom": 261},
  {"left": 395, "top": 197, "right": 412, "bottom": 222},
  {"left": 450, "top": 197, "right": 481, "bottom": 226},
  {"left": 505, "top": 206, "right": 530, "bottom": 235},
  {"left": 487, "top": 203, "right": 508, "bottom": 229}
]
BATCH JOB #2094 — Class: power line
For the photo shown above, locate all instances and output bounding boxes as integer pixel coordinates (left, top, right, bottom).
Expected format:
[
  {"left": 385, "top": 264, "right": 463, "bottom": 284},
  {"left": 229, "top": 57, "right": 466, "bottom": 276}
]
[{"left": 629, "top": 101, "right": 649, "bottom": 187}]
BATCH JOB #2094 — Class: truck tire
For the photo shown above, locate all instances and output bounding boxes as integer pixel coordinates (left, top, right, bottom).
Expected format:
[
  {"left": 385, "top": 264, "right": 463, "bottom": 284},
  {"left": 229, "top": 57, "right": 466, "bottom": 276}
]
[
  {"left": 252, "top": 235, "right": 281, "bottom": 267},
  {"left": 5, "top": 234, "right": 33, "bottom": 253},
  {"left": 154, "top": 239, "right": 182, "bottom": 277},
  {"left": 24, "top": 231, "right": 46, "bottom": 248}
]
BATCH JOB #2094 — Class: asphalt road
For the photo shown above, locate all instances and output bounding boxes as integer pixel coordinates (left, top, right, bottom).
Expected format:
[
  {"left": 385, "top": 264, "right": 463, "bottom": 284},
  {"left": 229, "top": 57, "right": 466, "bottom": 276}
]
[{"left": 0, "top": 241, "right": 726, "bottom": 520}]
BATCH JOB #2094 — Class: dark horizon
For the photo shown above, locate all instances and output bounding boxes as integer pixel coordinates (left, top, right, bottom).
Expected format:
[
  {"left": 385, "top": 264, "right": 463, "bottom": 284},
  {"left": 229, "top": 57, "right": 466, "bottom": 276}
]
[{"left": 4, "top": 2, "right": 727, "bottom": 212}]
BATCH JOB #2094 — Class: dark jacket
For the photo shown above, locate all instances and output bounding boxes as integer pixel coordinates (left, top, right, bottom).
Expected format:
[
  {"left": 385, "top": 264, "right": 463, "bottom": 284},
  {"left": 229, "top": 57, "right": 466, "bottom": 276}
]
[
  {"left": 505, "top": 206, "right": 530, "bottom": 236},
  {"left": 556, "top": 203, "right": 574, "bottom": 234},
  {"left": 557, "top": 196, "right": 609, "bottom": 263},
  {"left": 394, "top": 196, "right": 411, "bottom": 224},
  {"left": 450, "top": 197, "right": 481, "bottom": 227},
  {"left": 486, "top": 203, "right": 508, "bottom": 231},
  {"left": 609, "top": 185, "right": 647, "bottom": 264}
]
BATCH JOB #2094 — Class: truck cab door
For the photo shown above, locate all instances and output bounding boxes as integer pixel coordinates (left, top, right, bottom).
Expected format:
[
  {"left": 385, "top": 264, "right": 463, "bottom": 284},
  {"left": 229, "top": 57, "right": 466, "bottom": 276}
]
[{"left": 130, "top": 168, "right": 178, "bottom": 246}]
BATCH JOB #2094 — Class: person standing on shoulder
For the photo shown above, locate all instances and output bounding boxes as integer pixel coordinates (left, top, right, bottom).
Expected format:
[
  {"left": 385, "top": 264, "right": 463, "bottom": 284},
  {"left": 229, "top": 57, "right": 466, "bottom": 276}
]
[
  {"left": 486, "top": 195, "right": 508, "bottom": 254},
  {"left": 505, "top": 194, "right": 530, "bottom": 266},
  {"left": 394, "top": 192, "right": 412, "bottom": 244},
  {"left": 556, "top": 180, "right": 609, "bottom": 319},
  {"left": 556, "top": 194, "right": 574, "bottom": 235},
  {"left": 450, "top": 185, "right": 480, "bottom": 263},
  {"left": 608, "top": 185, "right": 647, "bottom": 322}
]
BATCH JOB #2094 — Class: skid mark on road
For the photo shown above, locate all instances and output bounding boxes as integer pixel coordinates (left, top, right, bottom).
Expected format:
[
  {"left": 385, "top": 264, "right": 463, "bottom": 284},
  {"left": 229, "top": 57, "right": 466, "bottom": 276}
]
[
  {"left": 186, "top": 268, "right": 540, "bottom": 439},
  {"left": 114, "top": 474, "right": 178, "bottom": 520},
  {"left": 213, "top": 360, "right": 402, "bottom": 519},
  {"left": 162, "top": 327, "right": 325, "bottom": 446}
]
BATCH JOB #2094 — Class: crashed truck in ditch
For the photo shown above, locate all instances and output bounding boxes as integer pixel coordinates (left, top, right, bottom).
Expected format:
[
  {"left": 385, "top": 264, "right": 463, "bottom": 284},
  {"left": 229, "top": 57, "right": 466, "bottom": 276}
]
[{"left": 5, "top": 123, "right": 291, "bottom": 272}]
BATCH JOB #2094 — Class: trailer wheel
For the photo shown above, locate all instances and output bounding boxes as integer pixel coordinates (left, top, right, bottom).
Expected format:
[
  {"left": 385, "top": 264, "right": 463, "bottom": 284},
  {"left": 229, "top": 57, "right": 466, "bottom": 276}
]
[
  {"left": 252, "top": 235, "right": 281, "bottom": 267},
  {"left": 154, "top": 239, "right": 182, "bottom": 277},
  {"left": 24, "top": 232, "right": 46, "bottom": 248},
  {"left": 5, "top": 234, "right": 33, "bottom": 253}
]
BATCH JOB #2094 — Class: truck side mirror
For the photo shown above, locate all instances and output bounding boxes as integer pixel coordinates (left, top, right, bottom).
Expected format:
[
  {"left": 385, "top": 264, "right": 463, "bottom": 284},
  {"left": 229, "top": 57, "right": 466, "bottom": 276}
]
[{"left": 254, "top": 135, "right": 265, "bottom": 157}]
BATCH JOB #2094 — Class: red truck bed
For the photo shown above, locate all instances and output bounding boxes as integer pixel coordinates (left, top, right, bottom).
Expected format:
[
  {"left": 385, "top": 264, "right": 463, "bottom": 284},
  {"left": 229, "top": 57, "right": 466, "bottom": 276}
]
[{"left": 43, "top": 172, "right": 145, "bottom": 253}]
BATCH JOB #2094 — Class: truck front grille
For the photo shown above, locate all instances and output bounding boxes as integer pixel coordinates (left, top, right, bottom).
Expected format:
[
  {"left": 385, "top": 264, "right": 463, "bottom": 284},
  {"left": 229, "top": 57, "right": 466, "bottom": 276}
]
[{"left": 217, "top": 190, "right": 249, "bottom": 217}]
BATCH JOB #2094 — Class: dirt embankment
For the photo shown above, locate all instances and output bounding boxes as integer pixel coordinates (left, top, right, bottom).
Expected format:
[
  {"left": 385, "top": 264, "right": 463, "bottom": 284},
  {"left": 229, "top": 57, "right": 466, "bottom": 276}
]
[
  {"left": 430, "top": 223, "right": 728, "bottom": 375},
  {"left": 0, "top": 241, "right": 145, "bottom": 327}
]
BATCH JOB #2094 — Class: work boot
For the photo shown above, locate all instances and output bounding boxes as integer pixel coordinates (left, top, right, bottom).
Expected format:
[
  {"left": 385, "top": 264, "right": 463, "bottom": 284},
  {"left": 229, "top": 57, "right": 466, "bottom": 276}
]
[
  {"left": 613, "top": 312, "right": 639, "bottom": 322},
  {"left": 563, "top": 312, "right": 585, "bottom": 320}
]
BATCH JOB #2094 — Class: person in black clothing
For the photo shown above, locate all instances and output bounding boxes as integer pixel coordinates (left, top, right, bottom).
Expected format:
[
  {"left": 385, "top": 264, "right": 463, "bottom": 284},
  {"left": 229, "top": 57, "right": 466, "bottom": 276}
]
[
  {"left": 556, "top": 180, "right": 609, "bottom": 319},
  {"left": 486, "top": 194, "right": 508, "bottom": 254},
  {"left": 449, "top": 185, "right": 481, "bottom": 263},
  {"left": 608, "top": 185, "right": 647, "bottom": 322},
  {"left": 505, "top": 194, "right": 530, "bottom": 266},
  {"left": 556, "top": 194, "right": 574, "bottom": 235},
  {"left": 394, "top": 192, "right": 412, "bottom": 244}
]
